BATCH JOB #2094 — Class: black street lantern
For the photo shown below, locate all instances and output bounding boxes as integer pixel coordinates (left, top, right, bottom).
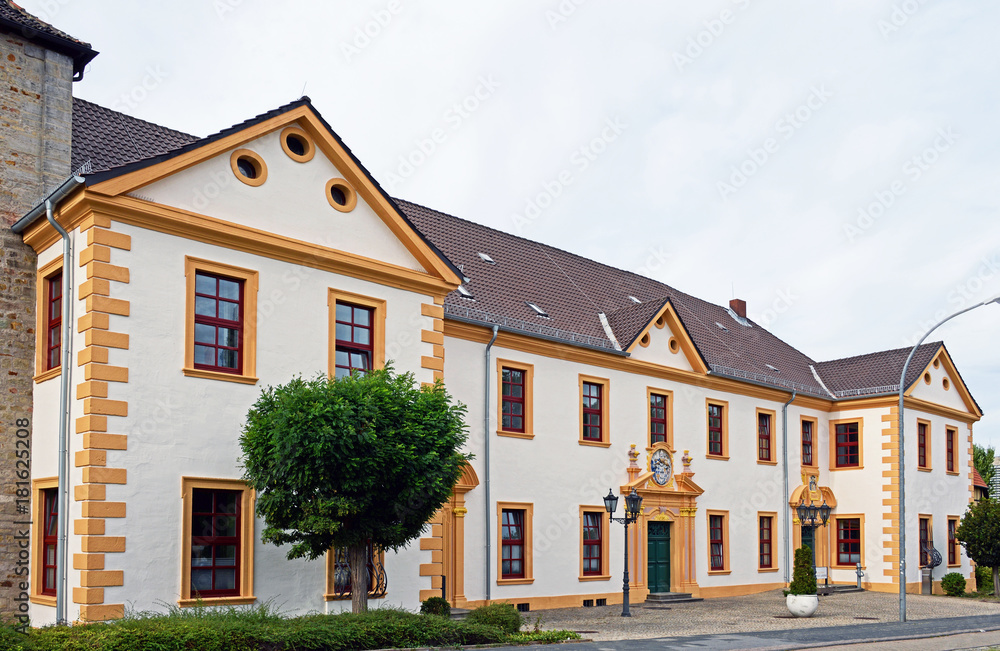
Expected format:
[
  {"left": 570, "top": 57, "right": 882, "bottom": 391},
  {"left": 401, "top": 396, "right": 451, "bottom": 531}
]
[
  {"left": 797, "top": 498, "right": 831, "bottom": 569},
  {"left": 606, "top": 488, "right": 643, "bottom": 617}
]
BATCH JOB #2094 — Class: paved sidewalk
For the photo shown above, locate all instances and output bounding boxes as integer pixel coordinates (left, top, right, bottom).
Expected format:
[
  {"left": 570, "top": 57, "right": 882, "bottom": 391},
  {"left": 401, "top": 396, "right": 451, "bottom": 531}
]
[{"left": 530, "top": 589, "right": 1000, "bottom": 641}]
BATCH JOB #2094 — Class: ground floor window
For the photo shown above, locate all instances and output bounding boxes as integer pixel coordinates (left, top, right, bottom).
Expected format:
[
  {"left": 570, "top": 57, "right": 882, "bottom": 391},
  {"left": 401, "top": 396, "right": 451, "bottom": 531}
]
[
  {"left": 708, "top": 512, "right": 728, "bottom": 572},
  {"left": 326, "top": 541, "right": 387, "bottom": 600},
  {"left": 837, "top": 518, "right": 861, "bottom": 565},
  {"left": 919, "top": 517, "right": 932, "bottom": 567},
  {"left": 497, "top": 502, "right": 533, "bottom": 583},
  {"left": 582, "top": 512, "right": 602, "bottom": 576},
  {"left": 948, "top": 517, "right": 959, "bottom": 566},
  {"left": 758, "top": 515, "right": 773, "bottom": 569},
  {"left": 41, "top": 488, "right": 58, "bottom": 596}
]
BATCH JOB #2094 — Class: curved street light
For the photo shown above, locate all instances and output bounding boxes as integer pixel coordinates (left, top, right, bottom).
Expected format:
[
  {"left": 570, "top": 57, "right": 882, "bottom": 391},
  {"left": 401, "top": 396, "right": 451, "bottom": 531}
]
[{"left": 897, "top": 295, "right": 1000, "bottom": 622}]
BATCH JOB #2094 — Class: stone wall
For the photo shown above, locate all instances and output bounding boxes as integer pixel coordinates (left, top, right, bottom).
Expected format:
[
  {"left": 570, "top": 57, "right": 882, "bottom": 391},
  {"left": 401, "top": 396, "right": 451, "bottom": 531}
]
[{"left": 0, "top": 29, "right": 73, "bottom": 617}]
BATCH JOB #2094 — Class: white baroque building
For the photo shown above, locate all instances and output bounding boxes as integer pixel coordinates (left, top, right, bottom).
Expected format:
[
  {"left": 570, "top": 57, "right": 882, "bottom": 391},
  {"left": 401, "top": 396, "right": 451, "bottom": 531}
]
[{"left": 7, "top": 3, "right": 981, "bottom": 624}]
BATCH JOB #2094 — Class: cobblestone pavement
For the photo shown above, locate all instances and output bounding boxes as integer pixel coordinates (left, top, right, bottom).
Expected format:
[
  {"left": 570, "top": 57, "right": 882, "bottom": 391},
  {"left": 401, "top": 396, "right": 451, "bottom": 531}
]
[{"left": 532, "top": 590, "right": 1000, "bottom": 641}]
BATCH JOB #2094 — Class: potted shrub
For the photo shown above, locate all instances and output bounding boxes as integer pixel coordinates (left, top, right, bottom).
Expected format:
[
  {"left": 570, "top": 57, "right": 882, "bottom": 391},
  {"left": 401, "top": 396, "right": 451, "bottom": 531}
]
[{"left": 785, "top": 545, "right": 819, "bottom": 617}]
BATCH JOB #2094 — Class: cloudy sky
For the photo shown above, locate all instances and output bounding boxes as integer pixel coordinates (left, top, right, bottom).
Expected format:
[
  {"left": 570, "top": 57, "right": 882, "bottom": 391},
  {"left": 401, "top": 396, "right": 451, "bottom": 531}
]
[{"left": 23, "top": 0, "right": 1000, "bottom": 449}]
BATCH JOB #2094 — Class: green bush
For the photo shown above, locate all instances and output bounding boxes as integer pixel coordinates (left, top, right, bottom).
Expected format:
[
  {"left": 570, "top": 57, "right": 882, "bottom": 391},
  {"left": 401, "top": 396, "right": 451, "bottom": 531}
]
[
  {"left": 785, "top": 545, "right": 817, "bottom": 596},
  {"left": 976, "top": 565, "right": 994, "bottom": 594},
  {"left": 419, "top": 596, "right": 451, "bottom": 617},
  {"left": 942, "top": 572, "right": 966, "bottom": 596},
  {"left": 466, "top": 602, "right": 523, "bottom": 635}
]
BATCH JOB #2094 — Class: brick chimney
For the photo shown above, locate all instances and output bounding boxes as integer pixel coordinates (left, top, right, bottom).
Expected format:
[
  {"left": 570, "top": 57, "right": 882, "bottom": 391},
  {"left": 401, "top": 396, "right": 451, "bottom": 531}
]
[{"left": 729, "top": 298, "right": 747, "bottom": 318}]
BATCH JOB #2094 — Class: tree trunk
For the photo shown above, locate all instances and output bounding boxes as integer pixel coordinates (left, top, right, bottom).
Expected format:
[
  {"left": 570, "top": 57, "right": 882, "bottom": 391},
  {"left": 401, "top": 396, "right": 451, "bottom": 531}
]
[
  {"left": 993, "top": 566, "right": 999, "bottom": 597},
  {"left": 348, "top": 543, "right": 369, "bottom": 614}
]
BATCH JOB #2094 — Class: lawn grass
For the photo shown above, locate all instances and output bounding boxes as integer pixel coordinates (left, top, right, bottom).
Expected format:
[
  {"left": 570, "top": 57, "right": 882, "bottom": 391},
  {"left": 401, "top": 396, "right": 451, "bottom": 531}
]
[{"left": 0, "top": 603, "right": 580, "bottom": 651}]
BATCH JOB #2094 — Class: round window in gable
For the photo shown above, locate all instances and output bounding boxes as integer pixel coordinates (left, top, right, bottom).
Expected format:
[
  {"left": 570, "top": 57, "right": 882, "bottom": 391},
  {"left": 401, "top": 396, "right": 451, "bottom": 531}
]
[
  {"left": 655, "top": 316, "right": 666, "bottom": 329},
  {"left": 923, "top": 372, "right": 932, "bottom": 385},
  {"left": 326, "top": 178, "right": 357, "bottom": 212},
  {"left": 668, "top": 337, "right": 680, "bottom": 354},
  {"left": 943, "top": 377, "right": 950, "bottom": 391},
  {"left": 280, "top": 127, "right": 315, "bottom": 163},
  {"left": 639, "top": 333, "right": 650, "bottom": 347},
  {"left": 230, "top": 149, "right": 267, "bottom": 187},
  {"left": 932, "top": 357, "right": 940, "bottom": 369}
]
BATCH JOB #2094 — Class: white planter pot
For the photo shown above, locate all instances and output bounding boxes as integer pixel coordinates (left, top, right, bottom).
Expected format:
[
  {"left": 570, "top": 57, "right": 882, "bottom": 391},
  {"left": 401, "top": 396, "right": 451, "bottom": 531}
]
[{"left": 786, "top": 593, "right": 819, "bottom": 617}]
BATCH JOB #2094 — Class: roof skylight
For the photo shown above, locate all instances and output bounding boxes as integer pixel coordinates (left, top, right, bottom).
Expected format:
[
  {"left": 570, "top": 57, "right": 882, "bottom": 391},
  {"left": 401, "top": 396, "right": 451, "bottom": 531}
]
[
  {"left": 628, "top": 296, "right": 641, "bottom": 304},
  {"left": 765, "top": 364, "right": 779, "bottom": 372},
  {"left": 457, "top": 285, "right": 473, "bottom": 299},
  {"left": 526, "top": 302, "right": 549, "bottom": 317},
  {"left": 715, "top": 322, "right": 729, "bottom": 332},
  {"left": 478, "top": 252, "right": 495, "bottom": 264}
]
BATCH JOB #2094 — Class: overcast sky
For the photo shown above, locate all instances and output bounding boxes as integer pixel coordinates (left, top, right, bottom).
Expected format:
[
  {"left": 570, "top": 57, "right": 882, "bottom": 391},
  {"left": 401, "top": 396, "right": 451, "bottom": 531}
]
[{"left": 23, "top": 0, "right": 1000, "bottom": 451}]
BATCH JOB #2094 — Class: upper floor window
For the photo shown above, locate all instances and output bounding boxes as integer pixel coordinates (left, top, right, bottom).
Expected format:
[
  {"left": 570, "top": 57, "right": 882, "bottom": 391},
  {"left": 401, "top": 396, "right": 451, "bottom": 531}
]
[
  {"left": 193, "top": 272, "right": 244, "bottom": 374},
  {"left": 334, "top": 303, "right": 374, "bottom": 379},
  {"left": 649, "top": 393, "right": 668, "bottom": 445},
  {"left": 917, "top": 421, "right": 929, "bottom": 470},
  {"left": 581, "top": 381, "right": 603, "bottom": 442},
  {"left": 45, "top": 273, "right": 62, "bottom": 371},
  {"left": 801, "top": 420, "right": 814, "bottom": 466},
  {"left": 946, "top": 427, "right": 956, "bottom": 473},
  {"left": 757, "top": 412, "right": 773, "bottom": 462},
  {"left": 707, "top": 402, "right": 726, "bottom": 457},
  {"left": 835, "top": 422, "right": 860, "bottom": 468},
  {"left": 501, "top": 367, "right": 526, "bottom": 433}
]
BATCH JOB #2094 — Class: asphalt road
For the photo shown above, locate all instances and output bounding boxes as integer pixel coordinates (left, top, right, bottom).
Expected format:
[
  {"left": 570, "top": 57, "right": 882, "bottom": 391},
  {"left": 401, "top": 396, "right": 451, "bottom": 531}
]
[{"left": 494, "top": 614, "right": 1000, "bottom": 650}]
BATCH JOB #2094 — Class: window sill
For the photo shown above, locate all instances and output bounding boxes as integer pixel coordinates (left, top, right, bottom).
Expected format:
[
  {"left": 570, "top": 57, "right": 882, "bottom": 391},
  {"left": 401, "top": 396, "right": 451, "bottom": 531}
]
[
  {"left": 578, "top": 574, "right": 612, "bottom": 582},
  {"left": 496, "top": 578, "right": 534, "bottom": 585},
  {"left": 829, "top": 465, "right": 864, "bottom": 471},
  {"left": 706, "top": 454, "right": 730, "bottom": 461},
  {"left": 945, "top": 471, "right": 960, "bottom": 476},
  {"left": 497, "top": 430, "right": 534, "bottom": 440},
  {"left": 325, "top": 592, "right": 387, "bottom": 602},
  {"left": 947, "top": 563, "right": 961, "bottom": 568},
  {"left": 758, "top": 567, "right": 780, "bottom": 573},
  {"left": 918, "top": 467, "right": 932, "bottom": 472},
  {"left": 183, "top": 367, "right": 259, "bottom": 385},
  {"left": 707, "top": 570, "right": 731, "bottom": 575},
  {"left": 831, "top": 564, "right": 861, "bottom": 570},
  {"left": 34, "top": 367, "right": 61, "bottom": 384},
  {"left": 30, "top": 594, "right": 56, "bottom": 607},
  {"left": 579, "top": 440, "right": 612, "bottom": 448},
  {"left": 177, "top": 595, "right": 257, "bottom": 607},
  {"left": 757, "top": 460, "right": 778, "bottom": 466}
]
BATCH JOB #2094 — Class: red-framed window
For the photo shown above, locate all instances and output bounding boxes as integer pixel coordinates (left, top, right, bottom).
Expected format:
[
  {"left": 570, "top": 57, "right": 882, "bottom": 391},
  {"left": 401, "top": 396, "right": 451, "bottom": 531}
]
[
  {"left": 582, "top": 512, "right": 602, "bottom": 576},
  {"left": 334, "top": 302, "right": 374, "bottom": 379},
  {"left": 837, "top": 518, "right": 861, "bottom": 565},
  {"left": 41, "top": 488, "right": 58, "bottom": 596},
  {"left": 919, "top": 517, "right": 931, "bottom": 567},
  {"left": 835, "top": 422, "right": 860, "bottom": 467},
  {"left": 501, "top": 509, "right": 525, "bottom": 579},
  {"left": 708, "top": 404, "right": 724, "bottom": 456},
  {"left": 759, "top": 515, "right": 773, "bottom": 569},
  {"left": 650, "top": 393, "right": 667, "bottom": 445},
  {"left": 45, "top": 273, "right": 63, "bottom": 371},
  {"left": 758, "top": 413, "right": 772, "bottom": 462},
  {"left": 948, "top": 519, "right": 958, "bottom": 565},
  {"left": 501, "top": 367, "right": 525, "bottom": 432},
  {"left": 917, "top": 423, "right": 928, "bottom": 469},
  {"left": 190, "top": 488, "right": 241, "bottom": 597},
  {"left": 802, "top": 421, "right": 813, "bottom": 466},
  {"left": 946, "top": 428, "right": 956, "bottom": 472},
  {"left": 193, "top": 272, "right": 244, "bottom": 374},
  {"left": 331, "top": 541, "right": 378, "bottom": 595},
  {"left": 709, "top": 515, "right": 725, "bottom": 570},
  {"left": 582, "top": 382, "right": 602, "bottom": 441}
]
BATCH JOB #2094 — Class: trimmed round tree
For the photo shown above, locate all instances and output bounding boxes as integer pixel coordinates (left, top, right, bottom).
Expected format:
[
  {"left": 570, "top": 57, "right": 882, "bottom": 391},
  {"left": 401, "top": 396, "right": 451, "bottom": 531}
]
[
  {"left": 240, "top": 367, "right": 469, "bottom": 613},
  {"left": 956, "top": 497, "right": 1000, "bottom": 597}
]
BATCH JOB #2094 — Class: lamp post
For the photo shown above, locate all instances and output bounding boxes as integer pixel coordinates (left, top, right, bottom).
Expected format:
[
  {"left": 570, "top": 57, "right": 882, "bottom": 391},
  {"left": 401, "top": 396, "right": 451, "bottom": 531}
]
[
  {"left": 795, "top": 498, "right": 831, "bottom": 569},
  {"left": 605, "top": 488, "right": 643, "bottom": 617},
  {"left": 897, "top": 296, "right": 1000, "bottom": 622}
]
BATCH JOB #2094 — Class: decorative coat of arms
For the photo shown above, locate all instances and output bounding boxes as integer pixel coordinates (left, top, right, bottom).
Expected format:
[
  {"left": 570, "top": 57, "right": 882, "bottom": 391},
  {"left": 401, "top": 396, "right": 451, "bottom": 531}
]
[{"left": 650, "top": 448, "right": 673, "bottom": 486}]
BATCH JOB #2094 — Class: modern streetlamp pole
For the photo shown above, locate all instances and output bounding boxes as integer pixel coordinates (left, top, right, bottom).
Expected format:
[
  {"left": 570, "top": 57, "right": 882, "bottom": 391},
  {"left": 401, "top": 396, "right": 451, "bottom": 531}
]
[
  {"left": 897, "top": 296, "right": 1000, "bottom": 623},
  {"left": 605, "top": 488, "right": 643, "bottom": 617}
]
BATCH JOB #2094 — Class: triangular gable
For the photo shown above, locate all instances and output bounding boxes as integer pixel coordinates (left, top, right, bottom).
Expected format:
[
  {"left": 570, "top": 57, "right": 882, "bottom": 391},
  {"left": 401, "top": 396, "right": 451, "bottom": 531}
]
[
  {"left": 86, "top": 99, "right": 462, "bottom": 288},
  {"left": 622, "top": 299, "right": 709, "bottom": 374},
  {"left": 904, "top": 344, "right": 982, "bottom": 417}
]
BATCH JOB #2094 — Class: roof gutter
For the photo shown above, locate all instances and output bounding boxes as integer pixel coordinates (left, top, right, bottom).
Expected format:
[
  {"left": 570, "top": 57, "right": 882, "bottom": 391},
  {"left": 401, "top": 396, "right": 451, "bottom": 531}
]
[
  {"left": 445, "top": 314, "right": 629, "bottom": 357},
  {"left": 11, "top": 175, "right": 85, "bottom": 234}
]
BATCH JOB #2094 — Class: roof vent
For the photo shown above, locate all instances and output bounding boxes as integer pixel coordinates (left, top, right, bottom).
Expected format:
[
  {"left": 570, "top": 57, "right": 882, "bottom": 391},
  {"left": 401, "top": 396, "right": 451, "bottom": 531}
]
[
  {"left": 715, "top": 321, "right": 729, "bottom": 332},
  {"left": 478, "top": 252, "right": 495, "bottom": 264},
  {"left": 765, "top": 364, "right": 779, "bottom": 372},
  {"left": 526, "top": 302, "right": 549, "bottom": 318},
  {"left": 628, "top": 296, "right": 641, "bottom": 304},
  {"left": 457, "top": 285, "right": 473, "bottom": 299}
]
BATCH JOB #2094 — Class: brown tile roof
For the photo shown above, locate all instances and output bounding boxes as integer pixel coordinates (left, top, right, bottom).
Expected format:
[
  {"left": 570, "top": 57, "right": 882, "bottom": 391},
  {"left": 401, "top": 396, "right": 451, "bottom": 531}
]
[
  {"left": 63, "top": 99, "right": 981, "bottom": 408},
  {"left": 72, "top": 98, "right": 199, "bottom": 174},
  {"left": 0, "top": 1, "right": 97, "bottom": 76},
  {"left": 973, "top": 468, "right": 988, "bottom": 489},
  {"left": 814, "top": 343, "right": 942, "bottom": 398}
]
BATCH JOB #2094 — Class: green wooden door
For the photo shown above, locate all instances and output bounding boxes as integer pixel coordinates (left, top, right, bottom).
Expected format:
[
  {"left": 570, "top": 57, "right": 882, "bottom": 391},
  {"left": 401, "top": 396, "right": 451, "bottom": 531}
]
[{"left": 647, "top": 521, "right": 671, "bottom": 593}]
